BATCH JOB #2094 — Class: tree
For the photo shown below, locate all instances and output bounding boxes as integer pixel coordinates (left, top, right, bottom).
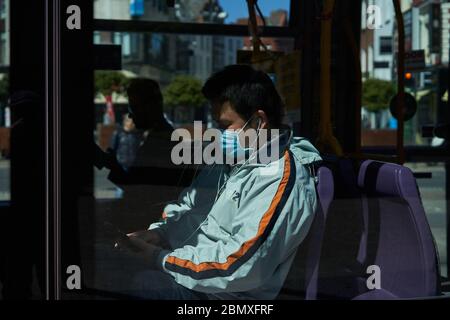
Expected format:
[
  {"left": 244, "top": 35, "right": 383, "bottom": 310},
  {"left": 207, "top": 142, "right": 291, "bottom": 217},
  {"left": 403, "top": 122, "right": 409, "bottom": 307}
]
[
  {"left": 94, "top": 71, "right": 129, "bottom": 97},
  {"left": 362, "top": 78, "right": 396, "bottom": 113},
  {"left": 163, "top": 75, "right": 206, "bottom": 110},
  {"left": 94, "top": 71, "right": 129, "bottom": 125}
]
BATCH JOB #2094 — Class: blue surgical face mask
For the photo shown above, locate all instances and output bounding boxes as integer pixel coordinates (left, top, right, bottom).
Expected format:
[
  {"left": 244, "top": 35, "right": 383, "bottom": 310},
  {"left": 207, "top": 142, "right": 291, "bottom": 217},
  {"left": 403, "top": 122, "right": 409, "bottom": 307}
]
[{"left": 220, "top": 117, "right": 261, "bottom": 164}]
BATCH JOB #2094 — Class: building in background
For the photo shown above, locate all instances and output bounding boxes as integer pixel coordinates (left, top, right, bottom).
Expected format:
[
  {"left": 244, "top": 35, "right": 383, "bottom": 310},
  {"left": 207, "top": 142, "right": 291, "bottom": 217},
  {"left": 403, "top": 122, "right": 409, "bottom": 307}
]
[
  {"left": 94, "top": 0, "right": 242, "bottom": 84},
  {"left": 176, "top": 0, "right": 242, "bottom": 82},
  {"left": 361, "top": 0, "right": 375, "bottom": 79},
  {"left": 0, "top": 0, "right": 9, "bottom": 129},
  {"left": 94, "top": 0, "right": 177, "bottom": 86},
  {"left": 360, "top": 0, "right": 396, "bottom": 131},
  {"left": 0, "top": 0, "right": 9, "bottom": 68},
  {"left": 373, "top": 0, "right": 395, "bottom": 81},
  {"left": 361, "top": 0, "right": 396, "bottom": 81},
  {"left": 175, "top": 0, "right": 215, "bottom": 82},
  {"left": 222, "top": 36, "right": 244, "bottom": 67},
  {"left": 389, "top": 0, "right": 448, "bottom": 145},
  {"left": 442, "top": 2, "right": 450, "bottom": 65}
]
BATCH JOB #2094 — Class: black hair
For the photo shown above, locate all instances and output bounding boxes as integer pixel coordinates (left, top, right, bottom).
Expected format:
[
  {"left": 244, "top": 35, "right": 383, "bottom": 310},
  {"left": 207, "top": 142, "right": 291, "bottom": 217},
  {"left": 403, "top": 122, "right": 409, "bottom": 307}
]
[
  {"left": 127, "top": 78, "right": 163, "bottom": 111},
  {"left": 202, "top": 64, "right": 284, "bottom": 128}
]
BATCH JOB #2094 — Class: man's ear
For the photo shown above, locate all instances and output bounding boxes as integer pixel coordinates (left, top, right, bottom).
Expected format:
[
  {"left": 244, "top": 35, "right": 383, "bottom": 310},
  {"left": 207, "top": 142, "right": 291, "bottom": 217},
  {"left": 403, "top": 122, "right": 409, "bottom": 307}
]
[{"left": 255, "top": 110, "right": 269, "bottom": 129}]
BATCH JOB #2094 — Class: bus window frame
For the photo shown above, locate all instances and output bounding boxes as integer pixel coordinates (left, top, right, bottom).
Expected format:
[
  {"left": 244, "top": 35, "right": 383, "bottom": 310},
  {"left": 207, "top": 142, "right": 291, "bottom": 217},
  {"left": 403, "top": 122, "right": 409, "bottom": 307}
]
[{"left": 50, "top": 0, "right": 449, "bottom": 299}]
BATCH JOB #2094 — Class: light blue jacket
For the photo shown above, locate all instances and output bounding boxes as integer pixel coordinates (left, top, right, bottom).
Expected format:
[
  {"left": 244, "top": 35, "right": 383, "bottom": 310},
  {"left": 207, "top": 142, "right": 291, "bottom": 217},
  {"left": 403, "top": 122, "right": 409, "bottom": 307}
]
[{"left": 149, "top": 131, "right": 322, "bottom": 299}]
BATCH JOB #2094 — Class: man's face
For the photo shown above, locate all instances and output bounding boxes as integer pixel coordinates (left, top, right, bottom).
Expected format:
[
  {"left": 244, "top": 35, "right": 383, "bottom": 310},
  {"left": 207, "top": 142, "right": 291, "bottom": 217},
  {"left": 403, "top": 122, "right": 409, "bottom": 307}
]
[
  {"left": 213, "top": 101, "right": 264, "bottom": 149},
  {"left": 212, "top": 101, "right": 247, "bottom": 131}
]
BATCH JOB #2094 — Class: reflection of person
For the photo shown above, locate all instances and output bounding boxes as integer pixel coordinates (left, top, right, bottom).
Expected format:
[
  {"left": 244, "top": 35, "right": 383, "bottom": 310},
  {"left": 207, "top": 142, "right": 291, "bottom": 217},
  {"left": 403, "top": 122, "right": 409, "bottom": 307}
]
[
  {"left": 105, "top": 78, "right": 174, "bottom": 182},
  {"left": 109, "top": 115, "right": 144, "bottom": 171},
  {"left": 110, "top": 65, "right": 322, "bottom": 300},
  {"left": 96, "top": 78, "right": 191, "bottom": 230},
  {"left": 108, "top": 115, "right": 145, "bottom": 198}
]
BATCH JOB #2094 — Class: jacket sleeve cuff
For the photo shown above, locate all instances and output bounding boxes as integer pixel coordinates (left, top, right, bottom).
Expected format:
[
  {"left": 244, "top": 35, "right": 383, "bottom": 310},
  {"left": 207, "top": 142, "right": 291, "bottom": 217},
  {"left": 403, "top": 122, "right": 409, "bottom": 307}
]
[
  {"left": 148, "top": 224, "right": 168, "bottom": 238},
  {"left": 154, "top": 249, "right": 171, "bottom": 272}
]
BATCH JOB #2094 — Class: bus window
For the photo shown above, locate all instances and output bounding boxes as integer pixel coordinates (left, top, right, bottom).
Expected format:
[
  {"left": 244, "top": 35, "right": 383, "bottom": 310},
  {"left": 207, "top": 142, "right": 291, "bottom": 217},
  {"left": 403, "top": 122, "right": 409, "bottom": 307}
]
[
  {"left": 360, "top": 0, "right": 448, "bottom": 149},
  {"left": 1, "top": 0, "right": 441, "bottom": 301},
  {"left": 87, "top": 0, "right": 297, "bottom": 297}
]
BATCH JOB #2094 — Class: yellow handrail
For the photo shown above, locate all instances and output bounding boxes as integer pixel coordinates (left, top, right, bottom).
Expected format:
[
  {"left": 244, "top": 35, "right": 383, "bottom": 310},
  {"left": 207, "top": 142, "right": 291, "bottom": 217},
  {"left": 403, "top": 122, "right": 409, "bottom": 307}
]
[{"left": 316, "top": 0, "right": 344, "bottom": 156}]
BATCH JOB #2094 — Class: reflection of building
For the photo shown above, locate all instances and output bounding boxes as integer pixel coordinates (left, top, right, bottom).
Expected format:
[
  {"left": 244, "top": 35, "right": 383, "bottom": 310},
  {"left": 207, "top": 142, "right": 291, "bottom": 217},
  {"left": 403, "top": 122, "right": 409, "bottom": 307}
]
[
  {"left": 92, "top": 0, "right": 243, "bottom": 129},
  {"left": 94, "top": 0, "right": 172, "bottom": 21},
  {"left": 0, "top": 0, "right": 9, "bottom": 67},
  {"left": 222, "top": 36, "right": 244, "bottom": 68},
  {"left": 175, "top": 0, "right": 213, "bottom": 21},
  {"left": 236, "top": 10, "right": 294, "bottom": 53},
  {"left": 94, "top": 0, "right": 130, "bottom": 20},
  {"left": 175, "top": 0, "right": 216, "bottom": 82},
  {"left": 94, "top": 0, "right": 177, "bottom": 85},
  {"left": 176, "top": 0, "right": 242, "bottom": 81},
  {"left": 94, "top": 0, "right": 242, "bottom": 84}
]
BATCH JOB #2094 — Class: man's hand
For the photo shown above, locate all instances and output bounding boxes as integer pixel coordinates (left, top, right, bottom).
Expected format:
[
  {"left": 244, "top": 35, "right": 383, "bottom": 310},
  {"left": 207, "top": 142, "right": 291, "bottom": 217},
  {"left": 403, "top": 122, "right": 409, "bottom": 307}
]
[
  {"left": 115, "top": 235, "right": 165, "bottom": 270},
  {"left": 127, "top": 229, "right": 171, "bottom": 250}
]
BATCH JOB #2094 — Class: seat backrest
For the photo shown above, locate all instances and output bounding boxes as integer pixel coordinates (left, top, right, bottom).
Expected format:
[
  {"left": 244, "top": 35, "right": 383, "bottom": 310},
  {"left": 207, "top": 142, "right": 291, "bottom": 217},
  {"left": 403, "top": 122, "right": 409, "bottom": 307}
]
[
  {"left": 303, "top": 165, "right": 334, "bottom": 299},
  {"left": 357, "top": 160, "right": 440, "bottom": 298},
  {"left": 278, "top": 165, "right": 334, "bottom": 300},
  {"left": 316, "top": 158, "right": 365, "bottom": 299}
]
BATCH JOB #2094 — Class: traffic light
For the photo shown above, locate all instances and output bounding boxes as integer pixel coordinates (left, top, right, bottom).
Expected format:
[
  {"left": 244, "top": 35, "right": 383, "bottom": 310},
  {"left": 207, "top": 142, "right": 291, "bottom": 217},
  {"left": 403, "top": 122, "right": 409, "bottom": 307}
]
[{"left": 404, "top": 72, "right": 415, "bottom": 88}]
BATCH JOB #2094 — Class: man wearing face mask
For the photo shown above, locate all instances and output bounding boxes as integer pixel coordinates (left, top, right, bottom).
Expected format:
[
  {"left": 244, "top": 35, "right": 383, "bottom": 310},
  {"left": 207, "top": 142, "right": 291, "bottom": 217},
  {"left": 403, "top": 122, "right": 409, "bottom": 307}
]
[{"left": 116, "top": 65, "right": 322, "bottom": 300}]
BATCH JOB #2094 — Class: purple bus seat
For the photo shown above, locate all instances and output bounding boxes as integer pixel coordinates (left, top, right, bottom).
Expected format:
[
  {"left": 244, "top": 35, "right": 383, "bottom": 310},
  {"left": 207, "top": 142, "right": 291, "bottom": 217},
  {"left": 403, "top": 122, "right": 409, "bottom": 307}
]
[
  {"left": 278, "top": 165, "right": 334, "bottom": 300},
  {"left": 314, "top": 158, "right": 366, "bottom": 300},
  {"left": 354, "top": 160, "right": 441, "bottom": 299},
  {"left": 304, "top": 165, "right": 335, "bottom": 300}
]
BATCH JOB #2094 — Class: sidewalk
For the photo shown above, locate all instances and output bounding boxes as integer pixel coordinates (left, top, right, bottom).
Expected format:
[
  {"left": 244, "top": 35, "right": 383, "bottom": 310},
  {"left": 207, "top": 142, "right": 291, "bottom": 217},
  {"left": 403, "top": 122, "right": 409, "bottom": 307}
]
[{"left": 0, "top": 159, "right": 9, "bottom": 169}]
